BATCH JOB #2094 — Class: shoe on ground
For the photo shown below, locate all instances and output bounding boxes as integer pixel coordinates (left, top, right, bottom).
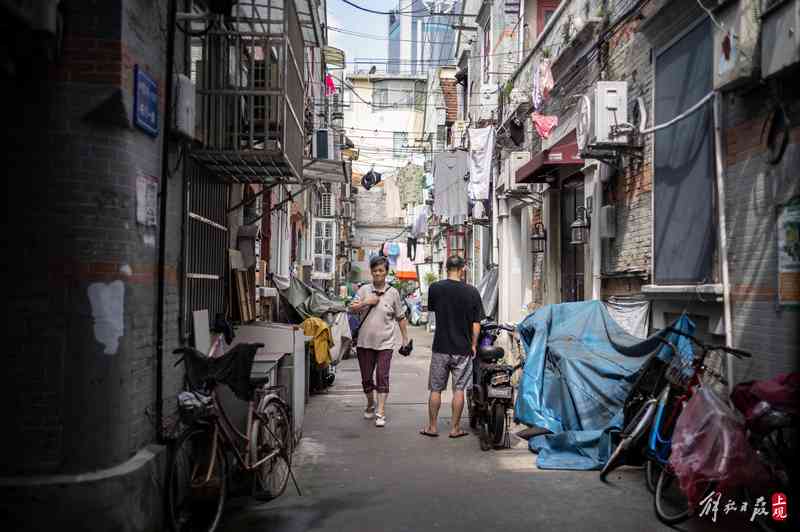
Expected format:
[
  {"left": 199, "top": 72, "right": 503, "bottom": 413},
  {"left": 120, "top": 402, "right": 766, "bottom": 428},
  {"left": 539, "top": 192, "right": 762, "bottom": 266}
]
[
  {"left": 364, "top": 406, "right": 375, "bottom": 419},
  {"left": 375, "top": 414, "right": 386, "bottom": 427}
]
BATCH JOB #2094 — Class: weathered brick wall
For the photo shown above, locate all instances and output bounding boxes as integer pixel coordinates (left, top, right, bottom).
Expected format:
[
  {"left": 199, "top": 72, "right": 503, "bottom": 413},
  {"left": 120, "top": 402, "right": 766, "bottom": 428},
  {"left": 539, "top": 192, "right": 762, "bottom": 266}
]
[
  {"left": 602, "top": 9, "right": 654, "bottom": 281},
  {"left": 3, "top": 0, "right": 186, "bottom": 475},
  {"left": 723, "top": 90, "right": 800, "bottom": 380}
]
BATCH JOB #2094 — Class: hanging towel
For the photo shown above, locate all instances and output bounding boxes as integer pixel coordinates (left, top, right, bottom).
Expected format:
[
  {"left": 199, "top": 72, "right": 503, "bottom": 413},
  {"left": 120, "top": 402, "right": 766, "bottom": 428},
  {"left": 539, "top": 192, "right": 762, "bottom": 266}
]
[
  {"left": 540, "top": 59, "right": 554, "bottom": 102},
  {"left": 468, "top": 127, "right": 495, "bottom": 201},
  {"left": 532, "top": 113, "right": 559, "bottom": 139},
  {"left": 532, "top": 62, "right": 543, "bottom": 111},
  {"left": 383, "top": 174, "right": 404, "bottom": 219}
]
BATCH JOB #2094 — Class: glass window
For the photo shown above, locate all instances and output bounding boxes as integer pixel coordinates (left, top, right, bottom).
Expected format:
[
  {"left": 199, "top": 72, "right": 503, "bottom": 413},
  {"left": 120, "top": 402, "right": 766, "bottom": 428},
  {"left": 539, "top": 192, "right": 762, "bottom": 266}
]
[{"left": 393, "top": 131, "right": 408, "bottom": 159}]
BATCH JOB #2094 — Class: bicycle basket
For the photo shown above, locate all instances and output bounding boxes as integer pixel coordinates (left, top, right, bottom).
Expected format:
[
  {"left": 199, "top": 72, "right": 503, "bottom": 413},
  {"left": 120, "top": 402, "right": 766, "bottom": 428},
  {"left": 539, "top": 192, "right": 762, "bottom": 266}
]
[
  {"left": 665, "top": 353, "right": 695, "bottom": 389},
  {"left": 177, "top": 390, "right": 215, "bottom": 424}
]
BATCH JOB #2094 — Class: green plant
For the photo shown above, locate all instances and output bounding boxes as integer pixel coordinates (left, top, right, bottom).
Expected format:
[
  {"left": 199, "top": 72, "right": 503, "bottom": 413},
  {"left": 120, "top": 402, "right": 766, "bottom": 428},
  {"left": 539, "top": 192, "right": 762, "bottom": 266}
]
[{"left": 423, "top": 272, "right": 439, "bottom": 286}]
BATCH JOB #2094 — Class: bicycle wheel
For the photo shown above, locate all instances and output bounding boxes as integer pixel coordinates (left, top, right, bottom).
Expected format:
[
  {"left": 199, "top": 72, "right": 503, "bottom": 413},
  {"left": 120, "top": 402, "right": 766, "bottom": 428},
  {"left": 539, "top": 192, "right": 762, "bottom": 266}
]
[
  {"left": 490, "top": 401, "right": 506, "bottom": 448},
  {"left": 250, "top": 399, "right": 292, "bottom": 501},
  {"left": 645, "top": 459, "right": 660, "bottom": 494},
  {"left": 600, "top": 399, "right": 656, "bottom": 480},
  {"left": 654, "top": 468, "right": 692, "bottom": 525},
  {"left": 166, "top": 427, "right": 227, "bottom": 532}
]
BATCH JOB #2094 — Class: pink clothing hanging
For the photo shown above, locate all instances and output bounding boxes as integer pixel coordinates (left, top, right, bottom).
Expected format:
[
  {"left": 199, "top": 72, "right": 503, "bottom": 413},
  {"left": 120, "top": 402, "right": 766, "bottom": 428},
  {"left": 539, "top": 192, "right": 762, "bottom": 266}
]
[
  {"left": 531, "top": 113, "right": 559, "bottom": 139},
  {"left": 324, "top": 73, "right": 337, "bottom": 96}
]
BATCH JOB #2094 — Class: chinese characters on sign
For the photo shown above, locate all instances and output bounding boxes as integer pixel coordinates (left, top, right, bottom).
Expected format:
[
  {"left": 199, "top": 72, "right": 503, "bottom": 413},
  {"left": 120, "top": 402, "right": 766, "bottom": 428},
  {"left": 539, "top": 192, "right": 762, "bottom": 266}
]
[
  {"left": 133, "top": 65, "right": 159, "bottom": 136},
  {"left": 777, "top": 197, "right": 800, "bottom": 306},
  {"left": 136, "top": 175, "right": 159, "bottom": 226},
  {"left": 699, "top": 491, "right": 787, "bottom": 524}
]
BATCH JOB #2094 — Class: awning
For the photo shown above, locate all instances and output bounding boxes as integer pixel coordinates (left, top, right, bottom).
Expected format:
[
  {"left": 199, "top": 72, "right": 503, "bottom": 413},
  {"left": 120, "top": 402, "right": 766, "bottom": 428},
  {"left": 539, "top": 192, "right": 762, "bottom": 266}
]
[
  {"left": 303, "top": 158, "right": 352, "bottom": 184},
  {"left": 515, "top": 131, "right": 584, "bottom": 184},
  {"left": 294, "top": 0, "right": 322, "bottom": 47},
  {"left": 323, "top": 45, "right": 346, "bottom": 69}
]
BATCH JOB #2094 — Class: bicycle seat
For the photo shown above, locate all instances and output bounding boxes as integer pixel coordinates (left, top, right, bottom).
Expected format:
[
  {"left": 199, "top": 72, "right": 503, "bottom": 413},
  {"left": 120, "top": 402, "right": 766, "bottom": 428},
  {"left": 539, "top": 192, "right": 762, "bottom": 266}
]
[{"left": 478, "top": 345, "right": 504, "bottom": 362}]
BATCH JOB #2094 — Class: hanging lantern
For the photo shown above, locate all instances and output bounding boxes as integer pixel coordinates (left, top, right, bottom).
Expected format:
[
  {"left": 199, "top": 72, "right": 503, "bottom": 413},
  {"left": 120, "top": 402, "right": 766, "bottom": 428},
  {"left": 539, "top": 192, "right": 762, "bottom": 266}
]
[
  {"left": 530, "top": 222, "right": 547, "bottom": 254},
  {"left": 570, "top": 206, "right": 590, "bottom": 246}
]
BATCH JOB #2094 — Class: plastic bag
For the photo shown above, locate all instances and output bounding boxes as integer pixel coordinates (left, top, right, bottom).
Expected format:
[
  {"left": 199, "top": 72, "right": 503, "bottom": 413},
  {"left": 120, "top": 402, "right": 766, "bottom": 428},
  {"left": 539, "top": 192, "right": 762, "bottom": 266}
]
[{"left": 669, "top": 386, "right": 769, "bottom": 508}]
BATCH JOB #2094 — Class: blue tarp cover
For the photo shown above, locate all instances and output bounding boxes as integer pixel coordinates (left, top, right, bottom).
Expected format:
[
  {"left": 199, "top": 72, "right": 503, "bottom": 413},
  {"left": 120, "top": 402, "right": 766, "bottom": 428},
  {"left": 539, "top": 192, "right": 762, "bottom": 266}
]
[{"left": 514, "top": 300, "right": 694, "bottom": 470}]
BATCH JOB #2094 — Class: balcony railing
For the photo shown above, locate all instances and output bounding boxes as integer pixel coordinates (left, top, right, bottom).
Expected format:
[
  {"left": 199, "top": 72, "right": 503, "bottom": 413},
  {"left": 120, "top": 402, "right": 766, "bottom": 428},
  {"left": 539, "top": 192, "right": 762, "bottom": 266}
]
[{"left": 189, "top": 0, "right": 305, "bottom": 184}]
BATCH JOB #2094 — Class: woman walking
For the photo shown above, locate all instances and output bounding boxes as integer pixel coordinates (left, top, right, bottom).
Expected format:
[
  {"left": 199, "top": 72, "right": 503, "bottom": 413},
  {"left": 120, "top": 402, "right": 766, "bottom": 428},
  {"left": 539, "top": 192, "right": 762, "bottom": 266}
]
[{"left": 349, "top": 256, "right": 409, "bottom": 427}]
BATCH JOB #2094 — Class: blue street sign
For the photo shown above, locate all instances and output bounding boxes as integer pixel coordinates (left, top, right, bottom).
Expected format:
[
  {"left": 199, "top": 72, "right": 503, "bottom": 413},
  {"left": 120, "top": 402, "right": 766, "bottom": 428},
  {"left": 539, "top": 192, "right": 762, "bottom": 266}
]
[{"left": 133, "top": 65, "right": 159, "bottom": 137}]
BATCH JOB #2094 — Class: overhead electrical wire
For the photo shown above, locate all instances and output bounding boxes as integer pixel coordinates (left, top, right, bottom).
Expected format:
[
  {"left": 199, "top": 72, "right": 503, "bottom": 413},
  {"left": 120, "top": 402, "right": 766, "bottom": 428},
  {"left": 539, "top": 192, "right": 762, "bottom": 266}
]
[
  {"left": 338, "top": 0, "right": 474, "bottom": 17},
  {"left": 329, "top": 25, "right": 456, "bottom": 44}
]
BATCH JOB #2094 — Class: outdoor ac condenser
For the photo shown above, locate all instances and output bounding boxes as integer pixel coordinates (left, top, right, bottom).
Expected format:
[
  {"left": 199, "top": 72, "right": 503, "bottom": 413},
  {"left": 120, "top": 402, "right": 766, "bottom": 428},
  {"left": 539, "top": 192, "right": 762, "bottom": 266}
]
[{"left": 577, "top": 81, "right": 629, "bottom": 151}]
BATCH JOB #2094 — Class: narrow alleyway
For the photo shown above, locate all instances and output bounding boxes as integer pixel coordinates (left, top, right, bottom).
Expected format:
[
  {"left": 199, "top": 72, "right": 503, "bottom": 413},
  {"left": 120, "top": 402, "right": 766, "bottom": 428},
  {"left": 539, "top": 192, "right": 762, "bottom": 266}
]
[{"left": 219, "top": 326, "right": 754, "bottom": 532}]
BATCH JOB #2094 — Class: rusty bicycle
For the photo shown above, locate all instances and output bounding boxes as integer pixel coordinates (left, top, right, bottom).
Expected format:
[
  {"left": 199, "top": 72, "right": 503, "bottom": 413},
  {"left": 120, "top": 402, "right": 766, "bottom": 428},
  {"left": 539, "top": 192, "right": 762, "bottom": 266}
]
[{"left": 166, "top": 343, "right": 299, "bottom": 532}]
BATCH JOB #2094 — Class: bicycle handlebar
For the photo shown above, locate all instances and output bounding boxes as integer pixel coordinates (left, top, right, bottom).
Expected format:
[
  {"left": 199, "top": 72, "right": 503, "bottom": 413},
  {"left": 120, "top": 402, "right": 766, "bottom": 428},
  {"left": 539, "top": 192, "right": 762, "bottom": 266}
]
[{"left": 663, "top": 327, "right": 751, "bottom": 359}]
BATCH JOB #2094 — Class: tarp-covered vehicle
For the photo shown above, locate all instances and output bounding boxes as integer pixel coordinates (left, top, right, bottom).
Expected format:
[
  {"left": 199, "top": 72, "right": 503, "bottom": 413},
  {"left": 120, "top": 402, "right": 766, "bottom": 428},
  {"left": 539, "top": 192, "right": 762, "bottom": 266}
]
[{"left": 514, "top": 301, "right": 693, "bottom": 470}]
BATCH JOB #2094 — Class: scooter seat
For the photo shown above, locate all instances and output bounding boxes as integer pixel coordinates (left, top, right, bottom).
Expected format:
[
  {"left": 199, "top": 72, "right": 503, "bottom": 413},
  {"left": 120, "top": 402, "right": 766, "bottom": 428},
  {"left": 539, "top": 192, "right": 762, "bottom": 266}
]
[{"left": 477, "top": 345, "right": 504, "bottom": 362}]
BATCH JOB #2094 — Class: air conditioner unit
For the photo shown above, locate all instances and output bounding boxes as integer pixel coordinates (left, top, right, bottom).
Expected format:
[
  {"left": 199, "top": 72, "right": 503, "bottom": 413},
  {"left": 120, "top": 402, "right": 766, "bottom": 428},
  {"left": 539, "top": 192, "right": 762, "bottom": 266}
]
[
  {"left": 599, "top": 204, "right": 616, "bottom": 239},
  {"left": 313, "top": 128, "right": 333, "bottom": 160},
  {"left": 498, "top": 151, "right": 531, "bottom": 192},
  {"left": 576, "top": 81, "right": 629, "bottom": 152},
  {"left": 172, "top": 74, "right": 196, "bottom": 139}
]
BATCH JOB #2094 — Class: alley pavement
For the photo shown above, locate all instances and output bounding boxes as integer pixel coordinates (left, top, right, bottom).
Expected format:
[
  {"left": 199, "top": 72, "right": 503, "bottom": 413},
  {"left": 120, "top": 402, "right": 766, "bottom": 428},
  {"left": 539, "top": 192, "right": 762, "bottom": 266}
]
[{"left": 219, "top": 326, "right": 756, "bottom": 532}]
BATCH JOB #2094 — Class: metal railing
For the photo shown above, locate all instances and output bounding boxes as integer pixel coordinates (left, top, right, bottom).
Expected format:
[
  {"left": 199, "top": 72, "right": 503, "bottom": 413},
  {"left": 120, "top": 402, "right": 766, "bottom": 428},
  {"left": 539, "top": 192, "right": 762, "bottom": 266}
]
[{"left": 191, "top": 0, "right": 305, "bottom": 184}]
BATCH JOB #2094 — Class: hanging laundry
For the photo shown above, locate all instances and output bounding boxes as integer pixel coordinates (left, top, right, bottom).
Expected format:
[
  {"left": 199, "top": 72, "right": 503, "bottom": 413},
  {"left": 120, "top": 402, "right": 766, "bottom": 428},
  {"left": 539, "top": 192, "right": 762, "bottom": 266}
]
[
  {"left": 540, "top": 59, "right": 554, "bottom": 102},
  {"left": 432, "top": 150, "right": 469, "bottom": 225},
  {"left": 468, "top": 127, "right": 495, "bottom": 201},
  {"left": 532, "top": 113, "right": 559, "bottom": 139},
  {"left": 383, "top": 174, "right": 404, "bottom": 219},
  {"left": 532, "top": 62, "right": 543, "bottom": 111},
  {"left": 396, "top": 163, "right": 425, "bottom": 208},
  {"left": 412, "top": 205, "right": 429, "bottom": 238},
  {"left": 324, "top": 73, "right": 337, "bottom": 96}
]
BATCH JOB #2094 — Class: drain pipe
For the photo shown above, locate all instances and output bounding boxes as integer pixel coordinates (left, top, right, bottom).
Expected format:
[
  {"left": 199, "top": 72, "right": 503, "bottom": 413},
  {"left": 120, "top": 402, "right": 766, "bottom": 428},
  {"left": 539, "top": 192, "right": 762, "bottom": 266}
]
[
  {"left": 712, "top": 92, "right": 734, "bottom": 388},
  {"left": 155, "top": 0, "right": 178, "bottom": 443}
]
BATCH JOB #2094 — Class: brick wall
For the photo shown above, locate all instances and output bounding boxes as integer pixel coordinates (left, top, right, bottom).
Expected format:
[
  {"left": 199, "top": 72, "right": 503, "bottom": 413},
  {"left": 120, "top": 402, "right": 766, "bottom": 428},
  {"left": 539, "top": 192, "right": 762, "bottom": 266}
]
[
  {"left": 3, "top": 0, "right": 187, "bottom": 475},
  {"left": 722, "top": 89, "right": 800, "bottom": 381}
]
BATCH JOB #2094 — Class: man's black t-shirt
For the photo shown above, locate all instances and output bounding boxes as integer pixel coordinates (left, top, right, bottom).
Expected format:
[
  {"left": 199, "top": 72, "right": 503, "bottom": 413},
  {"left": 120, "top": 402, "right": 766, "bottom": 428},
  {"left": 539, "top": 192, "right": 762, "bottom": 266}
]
[{"left": 428, "top": 279, "right": 485, "bottom": 355}]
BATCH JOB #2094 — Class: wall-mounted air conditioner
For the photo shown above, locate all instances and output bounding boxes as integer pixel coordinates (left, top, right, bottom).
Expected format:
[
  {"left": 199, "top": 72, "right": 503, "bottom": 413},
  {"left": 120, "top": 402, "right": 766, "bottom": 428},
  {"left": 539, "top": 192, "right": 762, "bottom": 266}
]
[
  {"left": 313, "top": 128, "right": 333, "bottom": 160},
  {"left": 576, "top": 81, "right": 629, "bottom": 152},
  {"left": 498, "top": 151, "right": 531, "bottom": 192}
]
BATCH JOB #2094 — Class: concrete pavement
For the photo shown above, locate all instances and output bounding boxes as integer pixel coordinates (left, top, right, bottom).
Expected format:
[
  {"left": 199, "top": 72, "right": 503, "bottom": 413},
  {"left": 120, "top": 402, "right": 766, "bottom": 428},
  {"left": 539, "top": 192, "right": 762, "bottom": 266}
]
[{"left": 219, "top": 325, "right": 756, "bottom": 532}]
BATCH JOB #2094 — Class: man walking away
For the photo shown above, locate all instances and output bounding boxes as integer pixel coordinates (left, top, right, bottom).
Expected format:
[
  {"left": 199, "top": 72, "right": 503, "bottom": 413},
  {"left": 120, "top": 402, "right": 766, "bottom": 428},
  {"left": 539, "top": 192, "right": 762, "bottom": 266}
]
[{"left": 420, "top": 255, "right": 485, "bottom": 438}]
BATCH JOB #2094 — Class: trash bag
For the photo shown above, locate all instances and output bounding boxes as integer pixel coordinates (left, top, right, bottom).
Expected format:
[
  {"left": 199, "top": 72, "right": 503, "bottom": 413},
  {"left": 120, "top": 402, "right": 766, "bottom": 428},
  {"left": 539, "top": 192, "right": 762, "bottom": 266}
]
[{"left": 669, "top": 386, "right": 769, "bottom": 508}]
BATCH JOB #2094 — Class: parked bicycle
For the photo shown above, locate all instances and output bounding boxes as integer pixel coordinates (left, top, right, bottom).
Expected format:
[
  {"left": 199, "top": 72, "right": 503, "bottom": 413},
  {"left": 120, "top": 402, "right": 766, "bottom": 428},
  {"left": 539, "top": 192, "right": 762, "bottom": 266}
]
[
  {"left": 648, "top": 329, "right": 752, "bottom": 525},
  {"left": 166, "top": 343, "right": 299, "bottom": 532}
]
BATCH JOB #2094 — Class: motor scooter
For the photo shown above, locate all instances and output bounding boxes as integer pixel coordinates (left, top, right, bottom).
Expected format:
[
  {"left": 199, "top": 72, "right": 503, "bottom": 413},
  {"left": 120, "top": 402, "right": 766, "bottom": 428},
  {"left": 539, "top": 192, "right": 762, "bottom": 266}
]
[{"left": 467, "top": 320, "right": 521, "bottom": 450}]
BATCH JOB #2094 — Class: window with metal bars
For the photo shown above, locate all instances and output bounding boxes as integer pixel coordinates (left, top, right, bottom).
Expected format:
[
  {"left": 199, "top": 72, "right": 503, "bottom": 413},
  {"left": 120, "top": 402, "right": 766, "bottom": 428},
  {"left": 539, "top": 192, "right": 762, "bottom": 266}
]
[{"left": 183, "top": 160, "right": 229, "bottom": 338}]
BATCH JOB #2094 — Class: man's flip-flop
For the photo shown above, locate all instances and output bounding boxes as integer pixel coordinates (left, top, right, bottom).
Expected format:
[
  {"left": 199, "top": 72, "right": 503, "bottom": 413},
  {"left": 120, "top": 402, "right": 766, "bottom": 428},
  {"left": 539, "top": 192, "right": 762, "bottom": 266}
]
[
  {"left": 419, "top": 430, "right": 439, "bottom": 437},
  {"left": 449, "top": 432, "right": 469, "bottom": 439}
]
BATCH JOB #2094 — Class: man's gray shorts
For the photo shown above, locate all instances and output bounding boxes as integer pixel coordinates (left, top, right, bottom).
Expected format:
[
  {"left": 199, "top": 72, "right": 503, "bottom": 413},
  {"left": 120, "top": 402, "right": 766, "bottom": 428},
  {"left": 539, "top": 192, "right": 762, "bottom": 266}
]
[{"left": 428, "top": 352, "right": 472, "bottom": 392}]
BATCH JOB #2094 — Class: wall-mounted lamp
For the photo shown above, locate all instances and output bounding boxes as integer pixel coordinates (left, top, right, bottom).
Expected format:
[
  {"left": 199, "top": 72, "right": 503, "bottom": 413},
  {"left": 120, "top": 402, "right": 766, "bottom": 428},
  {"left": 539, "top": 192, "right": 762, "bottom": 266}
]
[
  {"left": 530, "top": 222, "right": 547, "bottom": 254},
  {"left": 570, "top": 206, "right": 590, "bottom": 246}
]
